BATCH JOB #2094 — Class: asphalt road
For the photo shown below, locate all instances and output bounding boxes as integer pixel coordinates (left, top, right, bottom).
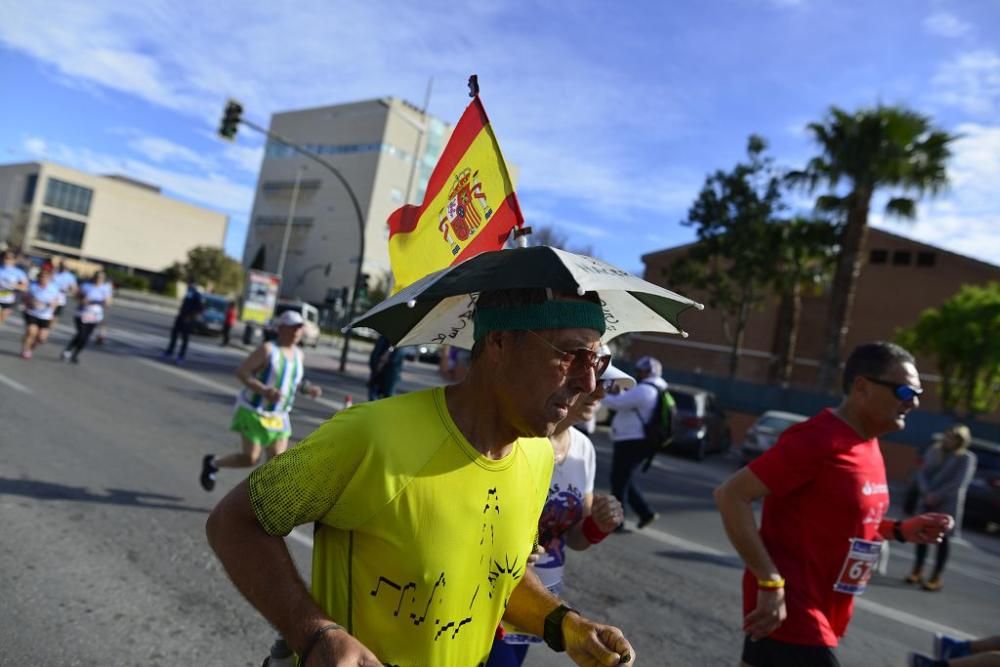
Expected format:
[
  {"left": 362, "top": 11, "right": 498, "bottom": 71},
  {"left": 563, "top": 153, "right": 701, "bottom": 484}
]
[{"left": 0, "top": 301, "right": 997, "bottom": 666}]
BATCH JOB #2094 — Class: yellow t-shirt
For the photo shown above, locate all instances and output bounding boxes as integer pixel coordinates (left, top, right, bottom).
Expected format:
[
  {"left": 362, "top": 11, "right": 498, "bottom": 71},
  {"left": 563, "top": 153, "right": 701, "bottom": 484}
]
[{"left": 248, "top": 386, "right": 553, "bottom": 667}]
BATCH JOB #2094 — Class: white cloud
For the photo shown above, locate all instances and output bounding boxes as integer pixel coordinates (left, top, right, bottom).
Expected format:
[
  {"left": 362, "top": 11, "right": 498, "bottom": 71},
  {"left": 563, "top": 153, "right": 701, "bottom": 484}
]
[
  {"left": 221, "top": 144, "right": 265, "bottom": 175},
  {"left": 126, "top": 135, "right": 212, "bottom": 170},
  {"left": 929, "top": 50, "right": 1000, "bottom": 116},
  {"left": 923, "top": 11, "right": 973, "bottom": 38},
  {"left": 21, "top": 135, "right": 254, "bottom": 216},
  {"left": 872, "top": 123, "right": 1000, "bottom": 268}
]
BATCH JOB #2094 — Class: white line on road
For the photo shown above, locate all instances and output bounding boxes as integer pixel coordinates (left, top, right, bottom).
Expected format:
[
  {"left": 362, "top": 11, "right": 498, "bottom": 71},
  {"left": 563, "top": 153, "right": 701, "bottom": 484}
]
[{"left": 0, "top": 372, "right": 32, "bottom": 394}]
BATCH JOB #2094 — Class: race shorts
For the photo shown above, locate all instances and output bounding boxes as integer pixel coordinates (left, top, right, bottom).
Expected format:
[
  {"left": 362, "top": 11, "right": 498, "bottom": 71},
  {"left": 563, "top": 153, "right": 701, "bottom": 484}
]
[
  {"left": 0, "top": 301, "right": 14, "bottom": 310},
  {"left": 741, "top": 636, "right": 840, "bottom": 667},
  {"left": 24, "top": 314, "right": 53, "bottom": 329},
  {"left": 230, "top": 405, "right": 291, "bottom": 447}
]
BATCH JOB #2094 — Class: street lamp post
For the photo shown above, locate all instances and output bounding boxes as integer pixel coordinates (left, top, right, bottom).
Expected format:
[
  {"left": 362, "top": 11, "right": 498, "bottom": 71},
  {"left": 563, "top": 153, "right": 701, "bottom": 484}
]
[
  {"left": 235, "top": 116, "right": 368, "bottom": 373},
  {"left": 275, "top": 165, "right": 304, "bottom": 283}
]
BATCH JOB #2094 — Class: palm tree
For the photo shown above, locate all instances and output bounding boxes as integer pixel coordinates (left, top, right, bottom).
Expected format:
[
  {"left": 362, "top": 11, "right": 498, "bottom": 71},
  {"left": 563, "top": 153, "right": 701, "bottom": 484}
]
[
  {"left": 767, "top": 217, "right": 838, "bottom": 385},
  {"left": 788, "top": 105, "right": 956, "bottom": 390}
]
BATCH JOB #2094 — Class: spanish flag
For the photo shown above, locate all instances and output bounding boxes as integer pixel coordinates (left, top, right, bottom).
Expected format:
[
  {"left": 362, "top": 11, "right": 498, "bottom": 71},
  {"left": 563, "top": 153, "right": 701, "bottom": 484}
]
[{"left": 387, "top": 96, "right": 523, "bottom": 294}]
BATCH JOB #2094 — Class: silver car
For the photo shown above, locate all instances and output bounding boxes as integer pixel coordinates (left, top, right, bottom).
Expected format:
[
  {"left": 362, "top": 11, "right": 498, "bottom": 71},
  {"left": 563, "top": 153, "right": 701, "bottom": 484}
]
[{"left": 740, "top": 410, "right": 809, "bottom": 463}]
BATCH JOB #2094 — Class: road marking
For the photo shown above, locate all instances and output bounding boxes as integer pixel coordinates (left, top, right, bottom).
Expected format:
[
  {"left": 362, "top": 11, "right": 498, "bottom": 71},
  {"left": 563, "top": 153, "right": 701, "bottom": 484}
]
[
  {"left": 0, "top": 373, "right": 32, "bottom": 394},
  {"left": 135, "top": 357, "right": 237, "bottom": 395}
]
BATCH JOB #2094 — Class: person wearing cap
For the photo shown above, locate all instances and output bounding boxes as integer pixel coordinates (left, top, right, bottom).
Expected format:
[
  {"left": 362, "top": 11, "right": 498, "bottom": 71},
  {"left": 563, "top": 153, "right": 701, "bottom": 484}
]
[
  {"left": 488, "top": 349, "right": 629, "bottom": 666},
  {"left": 601, "top": 355, "right": 667, "bottom": 530},
  {"left": 206, "top": 287, "right": 637, "bottom": 667},
  {"left": 199, "top": 309, "right": 322, "bottom": 491}
]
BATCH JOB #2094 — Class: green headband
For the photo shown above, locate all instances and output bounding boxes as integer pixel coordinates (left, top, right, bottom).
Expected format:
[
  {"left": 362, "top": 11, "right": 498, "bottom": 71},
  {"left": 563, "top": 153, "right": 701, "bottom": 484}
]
[{"left": 473, "top": 300, "right": 606, "bottom": 342}]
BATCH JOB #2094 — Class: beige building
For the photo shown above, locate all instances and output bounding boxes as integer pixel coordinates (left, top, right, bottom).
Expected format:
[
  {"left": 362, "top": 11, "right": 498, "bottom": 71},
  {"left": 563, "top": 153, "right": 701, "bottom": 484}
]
[
  {"left": 242, "top": 97, "right": 453, "bottom": 307},
  {"left": 0, "top": 161, "right": 228, "bottom": 277}
]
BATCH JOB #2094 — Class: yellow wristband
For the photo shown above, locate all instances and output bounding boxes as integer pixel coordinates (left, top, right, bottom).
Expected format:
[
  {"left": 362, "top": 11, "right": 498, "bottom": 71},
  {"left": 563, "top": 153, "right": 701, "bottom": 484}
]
[{"left": 757, "top": 577, "right": 785, "bottom": 589}]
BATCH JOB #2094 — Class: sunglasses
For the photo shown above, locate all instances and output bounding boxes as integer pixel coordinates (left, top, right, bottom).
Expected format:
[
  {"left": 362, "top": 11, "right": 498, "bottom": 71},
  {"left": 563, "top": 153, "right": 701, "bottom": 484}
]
[
  {"left": 525, "top": 330, "right": 611, "bottom": 379},
  {"left": 864, "top": 377, "right": 923, "bottom": 401}
]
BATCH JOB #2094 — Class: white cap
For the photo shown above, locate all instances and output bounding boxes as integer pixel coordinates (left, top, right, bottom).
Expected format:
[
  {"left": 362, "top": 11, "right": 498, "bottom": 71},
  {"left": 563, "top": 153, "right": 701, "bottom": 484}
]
[
  {"left": 276, "top": 310, "right": 304, "bottom": 327},
  {"left": 635, "top": 355, "right": 662, "bottom": 377},
  {"left": 599, "top": 345, "right": 635, "bottom": 391}
]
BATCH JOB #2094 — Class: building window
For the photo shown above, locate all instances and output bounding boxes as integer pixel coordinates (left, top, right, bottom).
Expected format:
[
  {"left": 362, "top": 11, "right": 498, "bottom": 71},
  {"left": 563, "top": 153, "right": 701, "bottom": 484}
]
[
  {"left": 892, "top": 250, "right": 912, "bottom": 266},
  {"left": 43, "top": 178, "right": 93, "bottom": 216},
  {"left": 23, "top": 174, "right": 38, "bottom": 204},
  {"left": 36, "top": 212, "right": 86, "bottom": 248},
  {"left": 869, "top": 249, "right": 888, "bottom": 265},
  {"left": 916, "top": 251, "right": 936, "bottom": 267}
]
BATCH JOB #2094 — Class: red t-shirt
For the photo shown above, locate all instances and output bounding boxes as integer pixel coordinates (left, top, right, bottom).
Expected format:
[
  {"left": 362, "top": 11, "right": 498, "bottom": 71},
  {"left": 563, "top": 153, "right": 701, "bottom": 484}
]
[{"left": 744, "top": 408, "right": 889, "bottom": 647}]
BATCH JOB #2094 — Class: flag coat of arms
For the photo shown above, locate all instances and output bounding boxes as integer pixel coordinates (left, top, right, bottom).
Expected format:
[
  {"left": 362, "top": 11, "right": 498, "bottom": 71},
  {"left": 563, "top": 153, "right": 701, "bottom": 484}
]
[{"left": 387, "top": 96, "right": 523, "bottom": 294}]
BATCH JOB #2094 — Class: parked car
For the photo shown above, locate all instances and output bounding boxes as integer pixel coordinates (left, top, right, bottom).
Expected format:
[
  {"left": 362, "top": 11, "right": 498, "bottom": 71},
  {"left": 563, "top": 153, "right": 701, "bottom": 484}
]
[
  {"left": 264, "top": 300, "right": 321, "bottom": 347},
  {"left": 740, "top": 410, "right": 810, "bottom": 463},
  {"left": 402, "top": 344, "right": 442, "bottom": 365},
  {"left": 193, "top": 294, "right": 230, "bottom": 335},
  {"left": 668, "top": 384, "right": 732, "bottom": 460},
  {"left": 964, "top": 437, "right": 1000, "bottom": 531}
]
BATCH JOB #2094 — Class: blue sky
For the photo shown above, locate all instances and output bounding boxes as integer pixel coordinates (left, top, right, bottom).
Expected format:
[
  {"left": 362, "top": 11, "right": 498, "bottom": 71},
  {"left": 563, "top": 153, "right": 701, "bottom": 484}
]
[{"left": 0, "top": 0, "right": 997, "bottom": 274}]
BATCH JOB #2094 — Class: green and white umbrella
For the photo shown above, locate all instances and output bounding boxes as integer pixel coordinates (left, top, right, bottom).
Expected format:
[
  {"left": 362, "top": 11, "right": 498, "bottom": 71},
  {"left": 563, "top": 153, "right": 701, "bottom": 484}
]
[{"left": 348, "top": 246, "right": 703, "bottom": 349}]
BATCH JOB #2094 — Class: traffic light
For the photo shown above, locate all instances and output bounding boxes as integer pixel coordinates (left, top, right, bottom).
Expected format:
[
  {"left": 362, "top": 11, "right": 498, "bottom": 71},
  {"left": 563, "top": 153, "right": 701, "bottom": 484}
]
[{"left": 218, "top": 100, "right": 243, "bottom": 140}]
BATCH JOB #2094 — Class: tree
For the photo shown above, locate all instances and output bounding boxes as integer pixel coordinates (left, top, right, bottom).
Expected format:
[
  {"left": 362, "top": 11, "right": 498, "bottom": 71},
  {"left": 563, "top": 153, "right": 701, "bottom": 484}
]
[
  {"left": 175, "top": 246, "right": 244, "bottom": 295},
  {"left": 789, "top": 105, "right": 956, "bottom": 390},
  {"left": 530, "top": 225, "right": 595, "bottom": 257},
  {"left": 897, "top": 282, "right": 1000, "bottom": 417},
  {"left": 767, "top": 217, "right": 838, "bottom": 385},
  {"left": 666, "top": 135, "right": 785, "bottom": 378}
]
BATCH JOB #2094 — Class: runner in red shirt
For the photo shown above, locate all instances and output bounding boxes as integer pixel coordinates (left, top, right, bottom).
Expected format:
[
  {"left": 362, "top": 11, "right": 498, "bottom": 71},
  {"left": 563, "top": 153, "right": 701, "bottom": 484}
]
[{"left": 715, "top": 342, "right": 955, "bottom": 667}]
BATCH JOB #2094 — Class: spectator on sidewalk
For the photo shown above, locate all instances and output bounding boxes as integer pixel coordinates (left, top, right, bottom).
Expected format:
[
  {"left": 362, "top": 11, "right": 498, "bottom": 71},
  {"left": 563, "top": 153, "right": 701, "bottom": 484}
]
[
  {"left": 162, "top": 280, "right": 203, "bottom": 364},
  {"left": 367, "top": 335, "right": 404, "bottom": 401},
  {"left": 905, "top": 424, "right": 977, "bottom": 592},
  {"left": 221, "top": 300, "right": 238, "bottom": 347}
]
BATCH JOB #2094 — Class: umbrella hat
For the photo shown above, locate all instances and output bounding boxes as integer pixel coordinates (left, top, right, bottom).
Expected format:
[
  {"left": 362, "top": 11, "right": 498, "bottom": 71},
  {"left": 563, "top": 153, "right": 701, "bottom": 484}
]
[{"left": 348, "top": 245, "right": 703, "bottom": 349}]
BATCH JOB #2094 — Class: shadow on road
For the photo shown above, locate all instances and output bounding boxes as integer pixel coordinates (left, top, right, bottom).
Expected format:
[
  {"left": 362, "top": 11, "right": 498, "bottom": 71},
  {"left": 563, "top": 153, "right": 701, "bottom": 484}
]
[
  {"left": 656, "top": 549, "right": 743, "bottom": 570},
  {"left": 0, "top": 476, "right": 210, "bottom": 514}
]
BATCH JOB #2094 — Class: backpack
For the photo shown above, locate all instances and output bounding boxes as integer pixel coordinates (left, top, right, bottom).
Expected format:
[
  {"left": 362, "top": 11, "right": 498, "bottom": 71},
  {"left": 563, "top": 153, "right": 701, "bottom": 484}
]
[{"left": 640, "top": 384, "right": 676, "bottom": 447}]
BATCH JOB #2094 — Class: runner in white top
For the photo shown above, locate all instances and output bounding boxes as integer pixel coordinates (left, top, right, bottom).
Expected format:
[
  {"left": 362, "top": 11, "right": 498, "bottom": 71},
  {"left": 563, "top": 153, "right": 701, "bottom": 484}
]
[
  {"left": 199, "top": 310, "right": 323, "bottom": 491},
  {"left": 488, "top": 350, "right": 632, "bottom": 666},
  {"left": 61, "top": 269, "right": 113, "bottom": 364},
  {"left": 20, "top": 264, "right": 62, "bottom": 359},
  {"left": 52, "top": 260, "right": 78, "bottom": 318},
  {"left": 0, "top": 249, "right": 29, "bottom": 327}
]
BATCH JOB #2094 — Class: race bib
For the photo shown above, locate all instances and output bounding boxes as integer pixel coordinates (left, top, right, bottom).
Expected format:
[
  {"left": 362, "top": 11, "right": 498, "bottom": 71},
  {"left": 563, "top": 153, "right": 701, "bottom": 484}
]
[
  {"left": 259, "top": 413, "right": 288, "bottom": 432},
  {"left": 80, "top": 304, "right": 103, "bottom": 324},
  {"left": 0, "top": 289, "right": 13, "bottom": 301},
  {"left": 833, "top": 538, "right": 883, "bottom": 595}
]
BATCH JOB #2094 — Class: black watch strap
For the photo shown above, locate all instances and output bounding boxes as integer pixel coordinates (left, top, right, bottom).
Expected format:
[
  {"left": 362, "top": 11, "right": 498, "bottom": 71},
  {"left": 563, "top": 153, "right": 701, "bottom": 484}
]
[
  {"left": 893, "top": 519, "right": 907, "bottom": 543},
  {"left": 543, "top": 603, "right": 577, "bottom": 652}
]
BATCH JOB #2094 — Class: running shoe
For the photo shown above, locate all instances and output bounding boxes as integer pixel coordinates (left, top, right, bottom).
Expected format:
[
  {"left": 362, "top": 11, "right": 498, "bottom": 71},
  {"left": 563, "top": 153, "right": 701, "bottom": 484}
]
[
  {"left": 20, "top": 350, "right": 32, "bottom": 359},
  {"left": 637, "top": 512, "right": 660, "bottom": 530},
  {"left": 904, "top": 572, "right": 923, "bottom": 585},
  {"left": 200, "top": 455, "right": 218, "bottom": 491},
  {"left": 934, "top": 633, "right": 971, "bottom": 659},
  {"left": 61, "top": 350, "right": 72, "bottom": 362},
  {"left": 922, "top": 577, "right": 943, "bottom": 592}
]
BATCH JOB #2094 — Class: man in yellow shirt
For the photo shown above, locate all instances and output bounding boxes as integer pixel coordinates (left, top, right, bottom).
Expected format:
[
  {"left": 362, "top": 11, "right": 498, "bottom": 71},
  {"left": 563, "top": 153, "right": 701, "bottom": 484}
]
[{"left": 207, "top": 287, "right": 638, "bottom": 667}]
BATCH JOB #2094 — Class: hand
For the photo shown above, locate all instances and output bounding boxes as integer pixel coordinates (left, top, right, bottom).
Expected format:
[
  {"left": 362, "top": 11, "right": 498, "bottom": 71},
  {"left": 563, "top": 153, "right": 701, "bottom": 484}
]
[
  {"left": 263, "top": 387, "right": 283, "bottom": 403},
  {"left": 590, "top": 495, "right": 624, "bottom": 534},
  {"left": 303, "top": 626, "right": 382, "bottom": 666},
  {"left": 902, "top": 513, "right": 954, "bottom": 543},
  {"left": 563, "top": 612, "right": 636, "bottom": 666},
  {"left": 527, "top": 543, "right": 546, "bottom": 564},
  {"left": 743, "top": 587, "right": 786, "bottom": 641},
  {"left": 307, "top": 384, "right": 323, "bottom": 399}
]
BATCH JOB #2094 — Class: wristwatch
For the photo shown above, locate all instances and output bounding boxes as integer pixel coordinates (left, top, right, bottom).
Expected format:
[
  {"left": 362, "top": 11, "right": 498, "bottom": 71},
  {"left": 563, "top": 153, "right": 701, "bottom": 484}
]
[{"left": 543, "top": 603, "right": 577, "bottom": 652}]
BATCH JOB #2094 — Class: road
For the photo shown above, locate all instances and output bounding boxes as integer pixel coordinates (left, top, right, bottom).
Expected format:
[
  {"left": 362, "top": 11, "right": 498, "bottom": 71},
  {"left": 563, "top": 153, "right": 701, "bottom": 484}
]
[{"left": 0, "top": 301, "right": 997, "bottom": 666}]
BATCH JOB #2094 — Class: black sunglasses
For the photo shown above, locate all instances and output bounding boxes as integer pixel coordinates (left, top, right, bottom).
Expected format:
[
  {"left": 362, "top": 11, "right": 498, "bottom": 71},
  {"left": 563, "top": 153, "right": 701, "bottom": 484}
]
[
  {"left": 525, "top": 330, "right": 611, "bottom": 379},
  {"left": 864, "top": 377, "right": 923, "bottom": 401}
]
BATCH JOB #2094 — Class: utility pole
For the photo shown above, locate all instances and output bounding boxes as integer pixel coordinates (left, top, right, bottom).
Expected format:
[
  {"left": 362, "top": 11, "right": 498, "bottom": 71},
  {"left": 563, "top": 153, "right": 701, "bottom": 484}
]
[{"left": 276, "top": 165, "right": 304, "bottom": 283}]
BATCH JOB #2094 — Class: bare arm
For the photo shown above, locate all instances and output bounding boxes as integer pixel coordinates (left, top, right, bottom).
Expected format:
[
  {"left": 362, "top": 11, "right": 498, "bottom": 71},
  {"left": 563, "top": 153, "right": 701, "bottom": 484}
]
[
  {"left": 236, "top": 344, "right": 273, "bottom": 394},
  {"left": 714, "top": 467, "right": 786, "bottom": 640},
  {"left": 714, "top": 467, "right": 778, "bottom": 581},
  {"left": 205, "top": 481, "right": 334, "bottom": 653},
  {"left": 503, "top": 569, "right": 636, "bottom": 665}
]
